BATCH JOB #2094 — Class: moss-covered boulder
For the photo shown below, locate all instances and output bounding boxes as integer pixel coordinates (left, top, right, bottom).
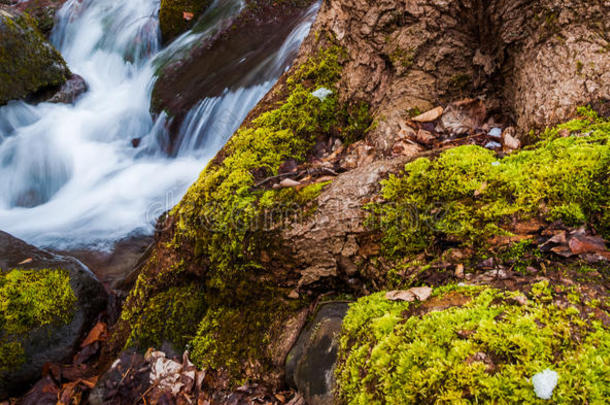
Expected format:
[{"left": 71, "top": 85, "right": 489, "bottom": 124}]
[
  {"left": 13, "top": 0, "right": 67, "bottom": 36},
  {"left": 0, "top": 231, "right": 107, "bottom": 398},
  {"left": 159, "top": 0, "right": 212, "bottom": 43},
  {"left": 336, "top": 284, "right": 610, "bottom": 404},
  {"left": 370, "top": 108, "right": 610, "bottom": 261},
  {"left": 112, "top": 42, "right": 373, "bottom": 389},
  {"left": 0, "top": 7, "right": 70, "bottom": 105}
]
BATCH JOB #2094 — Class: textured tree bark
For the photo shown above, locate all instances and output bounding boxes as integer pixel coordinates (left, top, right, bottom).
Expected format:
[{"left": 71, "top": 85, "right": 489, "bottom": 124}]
[
  {"left": 297, "top": 0, "right": 609, "bottom": 155},
  {"left": 274, "top": 0, "right": 610, "bottom": 288}
]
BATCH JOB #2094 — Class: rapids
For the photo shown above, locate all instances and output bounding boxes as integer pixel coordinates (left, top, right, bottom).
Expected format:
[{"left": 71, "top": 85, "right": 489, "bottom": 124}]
[{"left": 0, "top": 0, "right": 319, "bottom": 250}]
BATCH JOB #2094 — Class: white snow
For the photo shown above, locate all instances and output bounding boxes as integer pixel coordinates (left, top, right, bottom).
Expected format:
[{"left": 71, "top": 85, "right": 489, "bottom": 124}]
[
  {"left": 532, "top": 369, "right": 559, "bottom": 400},
  {"left": 311, "top": 87, "right": 333, "bottom": 101},
  {"left": 485, "top": 141, "right": 502, "bottom": 150},
  {"left": 489, "top": 127, "right": 503, "bottom": 138}
]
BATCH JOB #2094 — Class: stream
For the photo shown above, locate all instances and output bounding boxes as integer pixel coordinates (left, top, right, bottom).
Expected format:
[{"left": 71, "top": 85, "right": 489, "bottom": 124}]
[{"left": 0, "top": 0, "right": 318, "bottom": 258}]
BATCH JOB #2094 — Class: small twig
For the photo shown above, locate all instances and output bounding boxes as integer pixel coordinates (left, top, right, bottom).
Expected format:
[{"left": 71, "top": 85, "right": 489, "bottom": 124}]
[{"left": 254, "top": 170, "right": 306, "bottom": 187}]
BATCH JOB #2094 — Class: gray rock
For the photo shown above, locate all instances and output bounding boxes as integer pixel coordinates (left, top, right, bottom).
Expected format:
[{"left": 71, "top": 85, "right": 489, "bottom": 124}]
[
  {"left": 0, "top": 7, "right": 70, "bottom": 105},
  {"left": 48, "top": 74, "right": 88, "bottom": 104},
  {"left": 286, "top": 302, "right": 349, "bottom": 405},
  {"left": 0, "top": 231, "right": 107, "bottom": 398}
]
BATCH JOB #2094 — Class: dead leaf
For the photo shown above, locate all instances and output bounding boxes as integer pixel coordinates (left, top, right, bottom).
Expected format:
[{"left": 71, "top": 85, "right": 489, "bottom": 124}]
[
  {"left": 279, "top": 178, "right": 301, "bottom": 188},
  {"left": 183, "top": 11, "right": 194, "bottom": 21},
  {"left": 455, "top": 264, "right": 464, "bottom": 278},
  {"left": 569, "top": 235, "right": 608, "bottom": 255},
  {"left": 20, "top": 375, "right": 59, "bottom": 405},
  {"left": 437, "top": 99, "right": 486, "bottom": 135},
  {"left": 416, "top": 129, "right": 436, "bottom": 145},
  {"left": 412, "top": 106, "right": 444, "bottom": 122},
  {"left": 18, "top": 258, "right": 33, "bottom": 265},
  {"left": 502, "top": 127, "right": 521, "bottom": 150},
  {"left": 80, "top": 321, "right": 107, "bottom": 347},
  {"left": 385, "top": 286, "right": 432, "bottom": 302}
]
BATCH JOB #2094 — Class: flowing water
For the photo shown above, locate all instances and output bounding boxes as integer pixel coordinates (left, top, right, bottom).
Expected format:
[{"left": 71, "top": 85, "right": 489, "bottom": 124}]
[{"left": 0, "top": 0, "right": 319, "bottom": 250}]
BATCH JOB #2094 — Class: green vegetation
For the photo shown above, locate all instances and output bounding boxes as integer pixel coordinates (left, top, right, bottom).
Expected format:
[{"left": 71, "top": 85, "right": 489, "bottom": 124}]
[
  {"left": 0, "top": 269, "right": 76, "bottom": 373},
  {"left": 0, "top": 11, "right": 69, "bottom": 105},
  {"left": 172, "top": 45, "right": 368, "bottom": 287},
  {"left": 336, "top": 284, "right": 610, "bottom": 404},
  {"left": 126, "top": 284, "right": 206, "bottom": 350},
  {"left": 189, "top": 283, "right": 303, "bottom": 376},
  {"left": 369, "top": 108, "right": 610, "bottom": 257},
  {"left": 122, "top": 45, "right": 372, "bottom": 382},
  {"left": 159, "top": 0, "right": 213, "bottom": 42},
  {"left": 389, "top": 46, "right": 414, "bottom": 70}
]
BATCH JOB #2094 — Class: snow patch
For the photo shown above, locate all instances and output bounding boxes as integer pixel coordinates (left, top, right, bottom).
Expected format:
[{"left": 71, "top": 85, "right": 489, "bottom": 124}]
[
  {"left": 311, "top": 87, "right": 333, "bottom": 101},
  {"left": 532, "top": 369, "right": 558, "bottom": 400}
]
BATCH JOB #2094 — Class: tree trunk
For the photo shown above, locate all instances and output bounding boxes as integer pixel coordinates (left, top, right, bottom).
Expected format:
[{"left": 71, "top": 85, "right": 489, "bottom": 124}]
[{"left": 300, "top": 0, "right": 609, "bottom": 154}]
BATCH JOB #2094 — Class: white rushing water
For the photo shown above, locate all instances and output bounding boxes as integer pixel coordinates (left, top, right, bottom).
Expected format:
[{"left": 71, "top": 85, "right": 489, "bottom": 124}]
[{"left": 0, "top": 0, "right": 318, "bottom": 250}]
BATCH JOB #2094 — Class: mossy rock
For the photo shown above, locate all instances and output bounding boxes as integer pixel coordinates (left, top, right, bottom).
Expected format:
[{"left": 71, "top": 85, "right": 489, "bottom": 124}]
[
  {"left": 159, "top": 0, "right": 212, "bottom": 43},
  {"left": 0, "top": 231, "right": 107, "bottom": 398},
  {"left": 336, "top": 284, "right": 610, "bottom": 404},
  {"left": 118, "top": 43, "right": 372, "bottom": 387},
  {"left": 0, "top": 8, "right": 70, "bottom": 105},
  {"left": 369, "top": 107, "right": 610, "bottom": 258},
  {"left": 15, "top": 0, "right": 67, "bottom": 36},
  {"left": 125, "top": 283, "right": 206, "bottom": 352}
]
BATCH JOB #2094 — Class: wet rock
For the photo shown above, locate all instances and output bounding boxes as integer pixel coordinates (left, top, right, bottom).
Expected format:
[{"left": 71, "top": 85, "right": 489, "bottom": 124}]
[
  {"left": 13, "top": 0, "right": 68, "bottom": 37},
  {"left": 47, "top": 74, "right": 88, "bottom": 104},
  {"left": 0, "top": 7, "right": 70, "bottom": 105},
  {"left": 0, "top": 231, "right": 107, "bottom": 398},
  {"left": 286, "top": 303, "right": 348, "bottom": 405},
  {"left": 159, "top": 0, "right": 213, "bottom": 43},
  {"left": 152, "top": 1, "right": 316, "bottom": 138}
]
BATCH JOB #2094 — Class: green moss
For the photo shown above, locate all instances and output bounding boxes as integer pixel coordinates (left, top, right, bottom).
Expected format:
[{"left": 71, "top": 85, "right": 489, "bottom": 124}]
[
  {"left": 499, "top": 239, "right": 542, "bottom": 274},
  {"left": 389, "top": 47, "right": 415, "bottom": 70},
  {"left": 0, "top": 11, "right": 69, "bottom": 105},
  {"left": 336, "top": 285, "right": 610, "bottom": 404},
  {"left": 172, "top": 45, "right": 366, "bottom": 285},
  {"left": 122, "top": 45, "right": 371, "bottom": 384},
  {"left": 0, "top": 268, "right": 76, "bottom": 373},
  {"left": 368, "top": 111, "right": 610, "bottom": 257},
  {"left": 190, "top": 283, "right": 303, "bottom": 377},
  {"left": 126, "top": 284, "right": 206, "bottom": 351},
  {"left": 159, "top": 0, "right": 213, "bottom": 42}
]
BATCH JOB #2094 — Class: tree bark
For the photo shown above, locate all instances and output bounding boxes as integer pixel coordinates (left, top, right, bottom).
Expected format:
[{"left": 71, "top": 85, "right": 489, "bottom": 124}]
[{"left": 299, "top": 0, "right": 609, "bottom": 155}]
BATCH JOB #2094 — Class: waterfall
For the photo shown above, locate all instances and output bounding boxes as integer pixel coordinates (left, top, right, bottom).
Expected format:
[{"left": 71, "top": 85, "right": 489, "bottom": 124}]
[{"left": 0, "top": 0, "right": 319, "bottom": 250}]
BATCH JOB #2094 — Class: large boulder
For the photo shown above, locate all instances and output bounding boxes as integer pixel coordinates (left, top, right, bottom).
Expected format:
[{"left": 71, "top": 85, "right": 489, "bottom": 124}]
[
  {"left": 336, "top": 284, "right": 610, "bottom": 403},
  {"left": 0, "top": 231, "right": 107, "bottom": 398},
  {"left": 0, "top": 6, "right": 70, "bottom": 105},
  {"left": 152, "top": 0, "right": 317, "bottom": 146},
  {"left": 12, "top": 0, "right": 68, "bottom": 37}
]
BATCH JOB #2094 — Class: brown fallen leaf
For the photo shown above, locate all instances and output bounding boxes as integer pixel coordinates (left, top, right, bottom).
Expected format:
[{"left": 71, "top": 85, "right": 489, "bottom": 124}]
[
  {"left": 80, "top": 321, "right": 107, "bottom": 347},
  {"left": 455, "top": 264, "right": 464, "bottom": 279},
  {"left": 412, "top": 106, "right": 444, "bottom": 123},
  {"left": 183, "top": 11, "right": 194, "bottom": 21},
  {"left": 569, "top": 235, "right": 608, "bottom": 255},
  {"left": 385, "top": 286, "right": 432, "bottom": 302},
  {"left": 416, "top": 129, "right": 436, "bottom": 145},
  {"left": 18, "top": 257, "right": 33, "bottom": 265}
]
